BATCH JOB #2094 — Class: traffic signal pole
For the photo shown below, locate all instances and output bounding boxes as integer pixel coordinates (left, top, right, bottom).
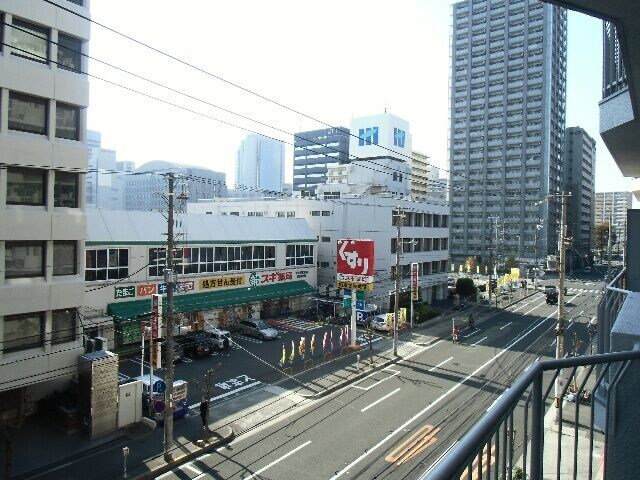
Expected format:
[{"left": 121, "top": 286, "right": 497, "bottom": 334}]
[{"left": 555, "top": 192, "right": 570, "bottom": 419}]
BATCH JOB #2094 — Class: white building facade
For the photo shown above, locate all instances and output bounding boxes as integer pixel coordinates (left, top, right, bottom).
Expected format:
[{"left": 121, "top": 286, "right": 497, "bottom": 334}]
[
  {"left": 84, "top": 209, "right": 317, "bottom": 348},
  {"left": 0, "top": 0, "right": 90, "bottom": 401},
  {"left": 189, "top": 196, "right": 450, "bottom": 309}
]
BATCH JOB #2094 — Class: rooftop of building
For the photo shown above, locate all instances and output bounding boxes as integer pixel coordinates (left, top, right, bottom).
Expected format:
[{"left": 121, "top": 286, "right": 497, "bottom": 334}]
[
  {"left": 86, "top": 208, "right": 317, "bottom": 244},
  {"left": 134, "top": 160, "right": 225, "bottom": 174}
]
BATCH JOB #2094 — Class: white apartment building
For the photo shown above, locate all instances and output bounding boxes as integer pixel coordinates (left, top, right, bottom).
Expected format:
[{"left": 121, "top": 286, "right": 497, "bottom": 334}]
[
  {"left": 189, "top": 195, "right": 450, "bottom": 309},
  {"left": 0, "top": 0, "right": 90, "bottom": 403},
  {"left": 595, "top": 191, "right": 633, "bottom": 250},
  {"left": 84, "top": 209, "right": 317, "bottom": 349},
  {"left": 411, "top": 151, "right": 448, "bottom": 201}
]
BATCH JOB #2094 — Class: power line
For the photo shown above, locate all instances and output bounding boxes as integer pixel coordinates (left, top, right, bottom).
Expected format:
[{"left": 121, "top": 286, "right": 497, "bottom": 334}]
[{"left": 40, "top": 0, "right": 455, "bottom": 179}]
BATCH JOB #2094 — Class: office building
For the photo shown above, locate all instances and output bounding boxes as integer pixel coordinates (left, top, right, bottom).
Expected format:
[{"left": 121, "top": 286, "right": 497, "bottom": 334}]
[
  {"left": 411, "top": 151, "right": 448, "bottom": 200},
  {"left": 595, "top": 191, "right": 633, "bottom": 250},
  {"left": 449, "top": 0, "right": 567, "bottom": 265},
  {"left": 293, "top": 127, "right": 350, "bottom": 196},
  {"left": 86, "top": 130, "right": 133, "bottom": 209},
  {"left": 236, "top": 134, "right": 285, "bottom": 193},
  {"left": 0, "top": 1, "right": 90, "bottom": 404},
  {"left": 563, "top": 127, "right": 596, "bottom": 263},
  {"left": 125, "top": 160, "right": 227, "bottom": 211}
]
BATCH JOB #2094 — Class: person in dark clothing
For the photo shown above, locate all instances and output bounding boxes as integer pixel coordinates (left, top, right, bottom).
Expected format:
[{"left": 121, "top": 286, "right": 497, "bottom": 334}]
[{"left": 199, "top": 397, "right": 209, "bottom": 430}]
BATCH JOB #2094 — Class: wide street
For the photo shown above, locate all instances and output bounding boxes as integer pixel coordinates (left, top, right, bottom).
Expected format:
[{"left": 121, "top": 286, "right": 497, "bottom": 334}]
[{"left": 152, "top": 277, "right": 602, "bottom": 480}]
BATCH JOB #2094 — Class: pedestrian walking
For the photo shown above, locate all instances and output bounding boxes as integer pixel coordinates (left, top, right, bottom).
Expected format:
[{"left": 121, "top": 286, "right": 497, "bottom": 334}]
[{"left": 199, "top": 397, "right": 209, "bottom": 431}]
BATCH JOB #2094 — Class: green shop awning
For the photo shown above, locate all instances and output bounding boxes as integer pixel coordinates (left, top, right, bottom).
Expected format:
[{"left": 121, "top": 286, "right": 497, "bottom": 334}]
[{"left": 108, "top": 280, "right": 316, "bottom": 323}]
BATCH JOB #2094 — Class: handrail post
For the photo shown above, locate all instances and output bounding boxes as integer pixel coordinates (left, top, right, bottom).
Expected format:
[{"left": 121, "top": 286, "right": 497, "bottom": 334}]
[{"left": 530, "top": 372, "right": 543, "bottom": 479}]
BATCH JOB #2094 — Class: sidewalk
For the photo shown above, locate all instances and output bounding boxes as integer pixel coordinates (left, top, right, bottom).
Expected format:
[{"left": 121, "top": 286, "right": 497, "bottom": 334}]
[{"left": 515, "top": 366, "right": 605, "bottom": 479}]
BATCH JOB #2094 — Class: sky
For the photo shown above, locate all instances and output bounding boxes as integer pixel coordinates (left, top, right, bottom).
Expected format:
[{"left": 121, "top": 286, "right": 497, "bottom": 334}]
[{"left": 87, "top": 0, "right": 637, "bottom": 204}]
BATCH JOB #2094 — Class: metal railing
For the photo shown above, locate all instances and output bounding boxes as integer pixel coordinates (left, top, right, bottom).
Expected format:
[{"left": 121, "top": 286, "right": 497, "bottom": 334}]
[
  {"left": 423, "top": 350, "right": 640, "bottom": 480},
  {"left": 597, "top": 268, "right": 629, "bottom": 356}
]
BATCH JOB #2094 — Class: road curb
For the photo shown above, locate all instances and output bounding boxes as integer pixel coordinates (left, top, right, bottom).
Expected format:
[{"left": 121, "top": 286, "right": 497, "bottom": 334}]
[{"left": 130, "top": 426, "right": 234, "bottom": 480}]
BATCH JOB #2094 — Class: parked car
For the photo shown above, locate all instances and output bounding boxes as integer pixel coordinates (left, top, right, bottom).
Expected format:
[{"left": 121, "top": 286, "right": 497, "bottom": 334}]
[
  {"left": 583, "top": 266, "right": 591, "bottom": 274},
  {"left": 238, "top": 320, "right": 278, "bottom": 340},
  {"left": 205, "top": 328, "right": 231, "bottom": 350},
  {"left": 370, "top": 314, "right": 391, "bottom": 332},
  {"left": 176, "top": 333, "right": 215, "bottom": 358}
]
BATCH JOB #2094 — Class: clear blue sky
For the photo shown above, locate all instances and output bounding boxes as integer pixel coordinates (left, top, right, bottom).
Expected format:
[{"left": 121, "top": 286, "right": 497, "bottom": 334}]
[{"left": 86, "top": 1, "right": 636, "bottom": 203}]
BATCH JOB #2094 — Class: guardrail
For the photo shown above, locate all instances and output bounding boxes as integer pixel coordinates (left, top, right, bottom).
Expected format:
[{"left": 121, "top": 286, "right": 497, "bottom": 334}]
[{"left": 423, "top": 350, "right": 640, "bottom": 480}]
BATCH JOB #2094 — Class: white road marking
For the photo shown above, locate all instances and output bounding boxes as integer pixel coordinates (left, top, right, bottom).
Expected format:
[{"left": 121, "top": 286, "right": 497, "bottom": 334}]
[
  {"left": 428, "top": 356, "right": 453, "bottom": 372},
  {"left": 551, "top": 339, "right": 557, "bottom": 346},
  {"left": 187, "top": 381, "right": 262, "bottom": 409},
  {"left": 471, "top": 336, "right": 488, "bottom": 347},
  {"left": 223, "top": 441, "right": 312, "bottom": 480},
  {"left": 499, "top": 322, "right": 513, "bottom": 330},
  {"left": 329, "top": 307, "right": 558, "bottom": 480},
  {"left": 353, "top": 369, "right": 401, "bottom": 391},
  {"left": 183, "top": 463, "right": 203, "bottom": 475},
  {"left": 361, "top": 388, "right": 401, "bottom": 412},
  {"left": 464, "top": 329, "right": 480, "bottom": 338}
]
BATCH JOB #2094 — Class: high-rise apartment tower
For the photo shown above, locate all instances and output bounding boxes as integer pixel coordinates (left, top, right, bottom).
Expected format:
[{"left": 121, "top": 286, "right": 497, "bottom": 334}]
[{"left": 449, "top": 0, "right": 567, "bottom": 265}]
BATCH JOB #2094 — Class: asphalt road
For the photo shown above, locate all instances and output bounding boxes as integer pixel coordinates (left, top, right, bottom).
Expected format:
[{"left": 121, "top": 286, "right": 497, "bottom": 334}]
[{"left": 157, "top": 279, "right": 602, "bottom": 480}]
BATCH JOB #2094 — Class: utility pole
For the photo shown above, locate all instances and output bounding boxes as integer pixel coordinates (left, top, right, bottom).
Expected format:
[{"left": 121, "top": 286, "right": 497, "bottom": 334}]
[
  {"left": 487, "top": 216, "right": 498, "bottom": 306},
  {"left": 393, "top": 208, "right": 404, "bottom": 357},
  {"left": 163, "top": 174, "right": 176, "bottom": 461},
  {"left": 555, "top": 192, "right": 570, "bottom": 417}
]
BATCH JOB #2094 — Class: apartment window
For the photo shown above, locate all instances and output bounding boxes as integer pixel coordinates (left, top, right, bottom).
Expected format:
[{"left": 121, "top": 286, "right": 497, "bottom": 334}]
[
  {"left": 66, "top": 0, "right": 83, "bottom": 5},
  {"left": 6, "top": 167, "right": 47, "bottom": 205},
  {"left": 311, "top": 211, "right": 320, "bottom": 216},
  {"left": 319, "top": 262, "right": 330, "bottom": 268},
  {"left": 3, "top": 312, "right": 44, "bottom": 353},
  {"left": 86, "top": 248, "right": 129, "bottom": 281},
  {"left": 52, "top": 308, "right": 76, "bottom": 344},
  {"left": 53, "top": 241, "right": 76, "bottom": 275},
  {"left": 287, "top": 211, "right": 295, "bottom": 217},
  {"left": 9, "top": 92, "right": 48, "bottom": 135},
  {"left": 54, "top": 171, "right": 79, "bottom": 207},
  {"left": 11, "top": 18, "right": 49, "bottom": 63},
  {"left": 321, "top": 236, "right": 330, "bottom": 243},
  {"left": 5, "top": 241, "right": 45, "bottom": 278},
  {"left": 56, "top": 103, "right": 80, "bottom": 140},
  {"left": 321, "top": 211, "right": 331, "bottom": 216},
  {"left": 276, "top": 211, "right": 285, "bottom": 218},
  {"left": 286, "top": 244, "right": 314, "bottom": 266},
  {"left": 57, "top": 33, "right": 82, "bottom": 72}
]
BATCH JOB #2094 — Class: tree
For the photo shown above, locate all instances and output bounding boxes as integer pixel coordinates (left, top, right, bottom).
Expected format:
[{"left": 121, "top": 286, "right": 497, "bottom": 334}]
[
  {"left": 455, "top": 277, "right": 477, "bottom": 300},
  {"left": 465, "top": 256, "right": 477, "bottom": 273},
  {"left": 505, "top": 256, "right": 518, "bottom": 269},
  {"left": 595, "top": 223, "right": 616, "bottom": 253}
]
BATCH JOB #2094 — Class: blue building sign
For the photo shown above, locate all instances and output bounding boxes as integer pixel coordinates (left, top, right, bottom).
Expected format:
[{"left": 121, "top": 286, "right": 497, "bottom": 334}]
[
  {"left": 358, "top": 127, "right": 379, "bottom": 146},
  {"left": 394, "top": 128, "right": 406, "bottom": 148}
]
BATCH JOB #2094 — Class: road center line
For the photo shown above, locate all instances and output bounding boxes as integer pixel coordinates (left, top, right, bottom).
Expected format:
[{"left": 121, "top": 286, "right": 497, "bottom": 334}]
[
  {"left": 499, "top": 322, "right": 513, "bottom": 330},
  {"left": 329, "top": 309, "right": 556, "bottom": 480},
  {"left": 361, "top": 388, "right": 401, "bottom": 412},
  {"left": 428, "top": 356, "right": 453, "bottom": 372},
  {"left": 471, "top": 336, "right": 487, "bottom": 347},
  {"left": 228, "top": 441, "right": 312, "bottom": 480}
]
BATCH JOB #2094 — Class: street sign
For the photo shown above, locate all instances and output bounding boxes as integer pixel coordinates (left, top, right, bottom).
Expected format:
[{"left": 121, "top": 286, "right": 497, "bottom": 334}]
[
  {"left": 151, "top": 294, "right": 162, "bottom": 339},
  {"left": 411, "top": 263, "right": 419, "bottom": 301},
  {"left": 356, "top": 300, "right": 365, "bottom": 310},
  {"left": 153, "top": 400, "right": 166, "bottom": 414},
  {"left": 336, "top": 239, "right": 375, "bottom": 290},
  {"left": 356, "top": 311, "right": 366, "bottom": 323},
  {"left": 356, "top": 290, "right": 365, "bottom": 301},
  {"left": 343, "top": 297, "right": 352, "bottom": 308},
  {"left": 153, "top": 379, "right": 166, "bottom": 393}
]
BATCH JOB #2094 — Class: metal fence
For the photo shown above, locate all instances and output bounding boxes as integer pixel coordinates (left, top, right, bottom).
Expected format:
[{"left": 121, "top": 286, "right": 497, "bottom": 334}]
[{"left": 423, "top": 350, "right": 640, "bottom": 480}]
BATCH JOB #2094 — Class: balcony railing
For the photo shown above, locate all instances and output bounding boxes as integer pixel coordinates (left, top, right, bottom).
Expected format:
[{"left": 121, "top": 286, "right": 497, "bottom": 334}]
[{"left": 424, "top": 350, "right": 640, "bottom": 480}]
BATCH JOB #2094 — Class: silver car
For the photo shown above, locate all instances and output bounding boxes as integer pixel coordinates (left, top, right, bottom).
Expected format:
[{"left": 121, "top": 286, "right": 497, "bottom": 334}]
[{"left": 239, "top": 320, "right": 278, "bottom": 340}]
